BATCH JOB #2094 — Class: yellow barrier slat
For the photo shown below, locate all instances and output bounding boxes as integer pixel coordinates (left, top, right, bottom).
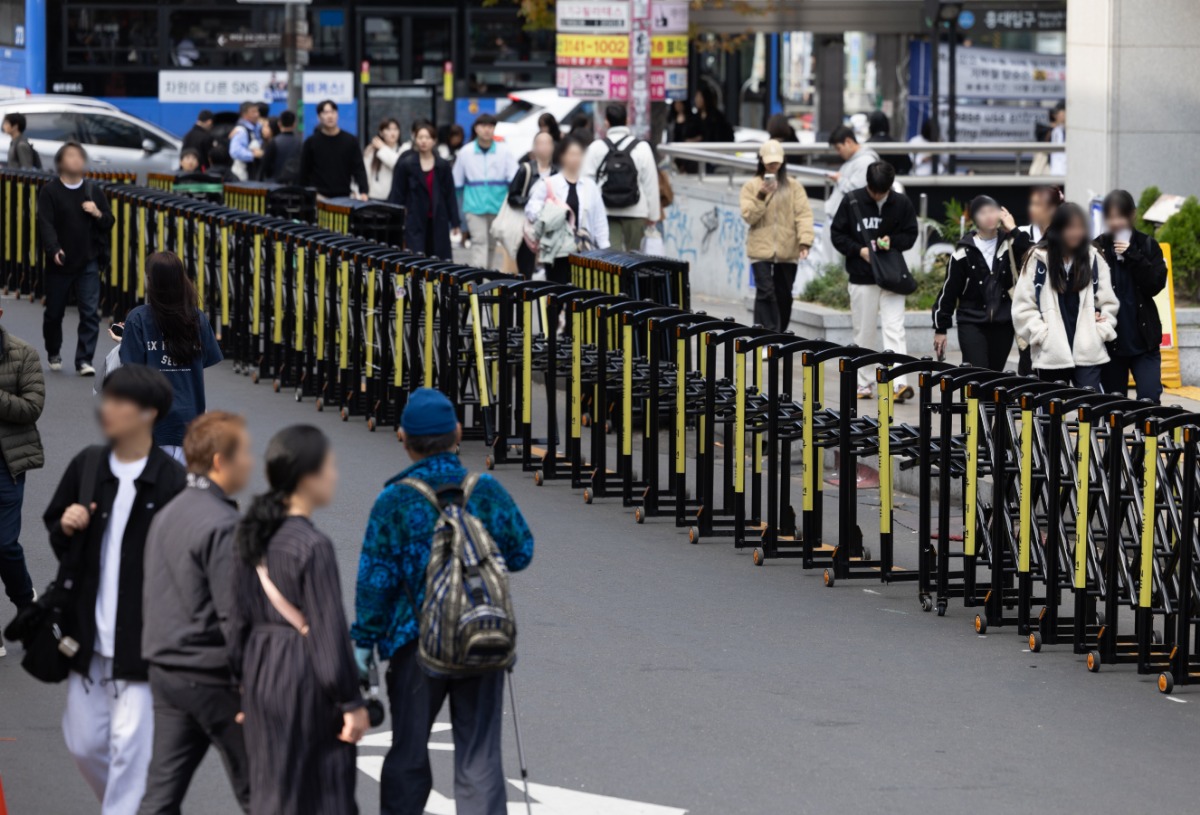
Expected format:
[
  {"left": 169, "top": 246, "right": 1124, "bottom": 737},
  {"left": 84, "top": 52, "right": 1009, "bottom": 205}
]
[
  {"left": 294, "top": 249, "right": 307, "bottom": 352},
  {"left": 878, "top": 385, "right": 892, "bottom": 535},
  {"left": 340, "top": 260, "right": 351, "bottom": 370},
  {"left": 1139, "top": 435, "right": 1158, "bottom": 608},
  {"left": 1074, "top": 422, "right": 1091, "bottom": 589},
  {"left": 522, "top": 301, "right": 533, "bottom": 424},
  {"left": 365, "top": 267, "right": 375, "bottom": 374},
  {"left": 1018, "top": 409, "right": 1034, "bottom": 573},
  {"left": 964, "top": 397, "right": 979, "bottom": 557}
]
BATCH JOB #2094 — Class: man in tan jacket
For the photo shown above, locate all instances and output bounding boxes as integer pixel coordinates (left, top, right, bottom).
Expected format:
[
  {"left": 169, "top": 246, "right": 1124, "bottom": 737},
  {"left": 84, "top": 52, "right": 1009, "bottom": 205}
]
[{"left": 740, "top": 139, "right": 815, "bottom": 332}]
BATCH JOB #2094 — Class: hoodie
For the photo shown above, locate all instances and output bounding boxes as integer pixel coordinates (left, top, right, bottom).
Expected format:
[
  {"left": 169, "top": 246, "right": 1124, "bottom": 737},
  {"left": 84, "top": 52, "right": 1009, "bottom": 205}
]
[
  {"left": 932, "top": 229, "right": 1018, "bottom": 331},
  {"left": 826, "top": 144, "right": 880, "bottom": 219},
  {"left": 829, "top": 187, "right": 918, "bottom": 286},
  {"left": 1011, "top": 245, "right": 1119, "bottom": 370}
]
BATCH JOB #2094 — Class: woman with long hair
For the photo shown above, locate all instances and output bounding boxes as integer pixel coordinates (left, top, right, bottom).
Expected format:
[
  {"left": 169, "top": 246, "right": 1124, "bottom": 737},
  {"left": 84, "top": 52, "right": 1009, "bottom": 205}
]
[
  {"left": 1011, "top": 202, "right": 1119, "bottom": 389},
  {"left": 390, "top": 120, "right": 460, "bottom": 258},
  {"left": 118, "top": 251, "right": 222, "bottom": 461},
  {"left": 524, "top": 137, "right": 609, "bottom": 283},
  {"left": 1094, "top": 189, "right": 1168, "bottom": 401},
  {"left": 364, "top": 117, "right": 403, "bottom": 200},
  {"left": 230, "top": 425, "right": 367, "bottom": 815},
  {"left": 1002, "top": 184, "right": 1064, "bottom": 373},
  {"left": 739, "top": 139, "right": 814, "bottom": 333},
  {"left": 536, "top": 111, "right": 562, "bottom": 144},
  {"left": 507, "top": 130, "right": 558, "bottom": 277}
]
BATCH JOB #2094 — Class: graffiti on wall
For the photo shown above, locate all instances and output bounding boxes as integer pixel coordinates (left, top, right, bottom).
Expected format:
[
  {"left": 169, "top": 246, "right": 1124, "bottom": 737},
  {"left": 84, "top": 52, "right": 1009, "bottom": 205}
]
[{"left": 661, "top": 202, "right": 749, "bottom": 298}]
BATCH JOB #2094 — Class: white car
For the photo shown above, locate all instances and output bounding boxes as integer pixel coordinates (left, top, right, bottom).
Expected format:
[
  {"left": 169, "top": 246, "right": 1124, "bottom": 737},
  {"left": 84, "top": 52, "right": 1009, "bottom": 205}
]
[
  {"left": 493, "top": 89, "right": 596, "bottom": 157},
  {"left": 0, "top": 96, "right": 181, "bottom": 177}
]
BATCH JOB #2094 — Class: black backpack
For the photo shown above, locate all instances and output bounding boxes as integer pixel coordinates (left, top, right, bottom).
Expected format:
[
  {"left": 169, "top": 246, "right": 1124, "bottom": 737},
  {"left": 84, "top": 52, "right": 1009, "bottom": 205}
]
[
  {"left": 28, "top": 141, "right": 43, "bottom": 169},
  {"left": 597, "top": 136, "right": 641, "bottom": 209}
]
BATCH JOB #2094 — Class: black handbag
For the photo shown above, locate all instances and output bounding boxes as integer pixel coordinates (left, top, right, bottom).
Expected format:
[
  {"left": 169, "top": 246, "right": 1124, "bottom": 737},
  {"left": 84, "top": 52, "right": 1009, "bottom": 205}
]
[
  {"left": 850, "top": 195, "right": 917, "bottom": 295},
  {"left": 3, "top": 446, "right": 103, "bottom": 683}
]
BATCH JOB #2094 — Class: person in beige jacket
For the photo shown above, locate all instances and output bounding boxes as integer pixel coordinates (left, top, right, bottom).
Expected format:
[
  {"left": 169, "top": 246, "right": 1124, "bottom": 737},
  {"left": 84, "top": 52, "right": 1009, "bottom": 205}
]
[{"left": 740, "top": 140, "right": 815, "bottom": 332}]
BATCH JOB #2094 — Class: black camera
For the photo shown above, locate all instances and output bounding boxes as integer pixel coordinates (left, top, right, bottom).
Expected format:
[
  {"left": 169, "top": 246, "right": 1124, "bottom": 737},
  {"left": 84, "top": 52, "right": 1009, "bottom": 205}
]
[{"left": 362, "top": 662, "right": 386, "bottom": 728}]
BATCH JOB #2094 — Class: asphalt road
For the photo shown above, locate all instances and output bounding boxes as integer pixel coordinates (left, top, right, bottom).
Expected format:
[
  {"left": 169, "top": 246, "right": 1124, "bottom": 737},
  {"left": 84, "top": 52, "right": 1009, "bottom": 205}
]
[{"left": 1, "top": 291, "right": 1197, "bottom": 815}]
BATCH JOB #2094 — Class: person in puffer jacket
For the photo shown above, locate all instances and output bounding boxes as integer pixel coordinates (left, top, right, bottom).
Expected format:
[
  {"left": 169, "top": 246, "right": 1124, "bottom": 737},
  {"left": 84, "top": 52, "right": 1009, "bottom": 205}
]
[
  {"left": 740, "top": 139, "right": 815, "bottom": 333},
  {"left": 932, "top": 195, "right": 1018, "bottom": 370},
  {"left": 1011, "top": 203, "right": 1119, "bottom": 389}
]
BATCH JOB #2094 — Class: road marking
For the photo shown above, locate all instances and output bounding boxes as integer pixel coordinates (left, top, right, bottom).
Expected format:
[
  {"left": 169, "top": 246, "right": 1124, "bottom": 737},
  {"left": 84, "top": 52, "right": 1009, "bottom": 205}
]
[
  {"left": 1166, "top": 696, "right": 1187, "bottom": 704},
  {"left": 862, "top": 589, "right": 881, "bottom": 595},
  {"left": 877, "top": 608, "right": 907, "bottom": 615}
]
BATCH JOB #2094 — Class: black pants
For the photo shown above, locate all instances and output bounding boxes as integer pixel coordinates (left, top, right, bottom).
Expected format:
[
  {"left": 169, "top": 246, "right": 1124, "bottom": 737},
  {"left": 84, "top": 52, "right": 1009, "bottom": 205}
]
[
  {"left": 750, "top": 261, "right": 798, "bottom": 333},
  {"left": 548, "top": 256, "right": 571, "bottom": 285},
  {"left": 43, "top": 262, "right": 100, "bottom": 368},
  {"left": 138, "top": 667, "right": 251, "bottom": 815},
  {"left": 1037, "top": 365, "right": 1102, "bottom": 390},
  {"left": 1101, "top": 349, "right": 1162, "bottom": 403},
  {"left": 0, "top": 456, "right": 33, "bottom": 609},
  {"left": 957, "top": 322, "right": 1015, "bottom": 371},
  {"left": 382, "top": 642, "right": 506, "bottom": 815},
  {"left": 516, "top": 243, "right": 537, "bottom": 280},
  {"left": 1017, "top": 345, "right": 1033, "bottom": 376}
]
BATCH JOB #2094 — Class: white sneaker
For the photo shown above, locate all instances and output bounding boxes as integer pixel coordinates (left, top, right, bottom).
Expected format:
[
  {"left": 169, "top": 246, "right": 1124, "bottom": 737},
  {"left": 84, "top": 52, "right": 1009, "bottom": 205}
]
[
  {"left": 856, "top": 386, "right": 874, "bottom": 400},
  {"left": 0, "top": 643, "right": 7, "bottom": 657},
  {"left": 48, "top": 356, "right": 63, "bottom": 372},
  {"left": 78, "top": 363, "right": 96, "bottom": 377}
]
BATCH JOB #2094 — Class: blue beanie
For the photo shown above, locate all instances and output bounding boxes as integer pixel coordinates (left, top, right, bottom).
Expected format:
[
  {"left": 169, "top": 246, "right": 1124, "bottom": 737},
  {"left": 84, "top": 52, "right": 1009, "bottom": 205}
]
[{"left": 401, "top": 388, "right": 458, "bottom": 436}]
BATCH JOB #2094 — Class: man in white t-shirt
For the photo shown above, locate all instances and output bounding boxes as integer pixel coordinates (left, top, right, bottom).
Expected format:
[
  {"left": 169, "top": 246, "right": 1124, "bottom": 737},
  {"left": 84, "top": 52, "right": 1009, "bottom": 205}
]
[{"left": 44, "top": 365, "right": 186, "bottom": 814}]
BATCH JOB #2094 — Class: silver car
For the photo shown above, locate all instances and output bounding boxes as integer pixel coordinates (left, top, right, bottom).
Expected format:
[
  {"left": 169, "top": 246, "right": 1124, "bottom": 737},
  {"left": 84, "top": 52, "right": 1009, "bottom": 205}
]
[{"left": 0, "top": 96, "right": 181, "bottom": 178}]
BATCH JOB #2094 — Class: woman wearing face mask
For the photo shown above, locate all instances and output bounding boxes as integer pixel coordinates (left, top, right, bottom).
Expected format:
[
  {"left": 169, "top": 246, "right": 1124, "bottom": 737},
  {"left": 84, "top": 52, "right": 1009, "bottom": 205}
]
[
  {"left": 363, "top": 118, "right": 403, "bottom": 201},
  {"left": 739, "top": 139, "right": 814, "bottom": 333},
  {"left": 1094, "top": 189, "right": 1168, "bottom": 402},
  {"left": 506, "top": 130, "right": 558, "bottom": 278},
  {"left": 524, "top": 137, "right": 609, "bottom": 283},
  {"left": 1001, "top": 185, "right": 1063, "bottom": 374},
  {"left": 390, "top": 120, "right": 460, "bottom": 259},
  {"left": 1011, "top": 203, "right": 1119, "bottom": 389},
  {"left": 932, "top": 195, "right": 1016, "bottom": 370}
]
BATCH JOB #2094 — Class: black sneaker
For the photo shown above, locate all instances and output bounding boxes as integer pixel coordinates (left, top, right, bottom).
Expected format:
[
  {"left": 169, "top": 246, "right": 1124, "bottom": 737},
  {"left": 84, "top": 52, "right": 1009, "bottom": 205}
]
[{"left": 48, "top": 356, "right": 63, "bottom": 372}]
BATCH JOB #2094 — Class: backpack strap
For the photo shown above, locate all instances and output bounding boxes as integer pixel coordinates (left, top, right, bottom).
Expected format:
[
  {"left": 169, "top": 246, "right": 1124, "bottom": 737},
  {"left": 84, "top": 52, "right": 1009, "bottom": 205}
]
[
  {"left": 399, "top": 477, "right": 442, "bottom": 509},
  {"left": 256, "top": 564, "right": 310, "bottom": 636},
  {"left": 78, "top": 445, "right": 104, "bottom": 509}
]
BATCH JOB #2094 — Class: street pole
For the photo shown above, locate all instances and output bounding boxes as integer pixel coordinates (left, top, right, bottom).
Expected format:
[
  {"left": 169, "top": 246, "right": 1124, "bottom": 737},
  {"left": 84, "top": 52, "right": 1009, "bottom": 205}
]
[
  {"left": 629, "top": 0, "right": 652, "bottom": 140},
  {"left": 947, "top": 20, "right": 957, "bottom": 174},
  {"left": 929, "top": 26, "right": 939, "bottom": 176},
  {"left": 285, "top": 2, "right": 303, "bottom": 130}
]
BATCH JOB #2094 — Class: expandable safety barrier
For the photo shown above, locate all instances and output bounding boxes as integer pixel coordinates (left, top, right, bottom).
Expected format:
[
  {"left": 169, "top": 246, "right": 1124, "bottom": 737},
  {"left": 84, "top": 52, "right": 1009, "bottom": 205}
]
[{"left": 3, "top": 166, "right": 1195, "bottom": 695}]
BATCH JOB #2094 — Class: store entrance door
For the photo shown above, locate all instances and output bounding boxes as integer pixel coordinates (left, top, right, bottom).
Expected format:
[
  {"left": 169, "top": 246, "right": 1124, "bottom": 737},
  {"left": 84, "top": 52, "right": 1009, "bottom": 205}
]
[{"left": 359, "top": 8, "right": 455, "bottom": 127}]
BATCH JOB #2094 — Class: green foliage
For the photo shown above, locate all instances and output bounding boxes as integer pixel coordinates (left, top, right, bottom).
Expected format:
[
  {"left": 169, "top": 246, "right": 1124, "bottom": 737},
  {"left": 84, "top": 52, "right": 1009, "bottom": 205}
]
[
  {"left": 906, "top": 264, "right": 947, "bottom": 312},
  {"left": 940, "top": 198, "right": 969, "bottom": 244},
  {"left": 1158, "top": 196, "right": 1200, "bottom": 299},
  {"left": 799, "top": 264, "right": 850, "bottom": 310},
  {"left": 1134, "top": 186, "right": 1161, "bottom": 235}
]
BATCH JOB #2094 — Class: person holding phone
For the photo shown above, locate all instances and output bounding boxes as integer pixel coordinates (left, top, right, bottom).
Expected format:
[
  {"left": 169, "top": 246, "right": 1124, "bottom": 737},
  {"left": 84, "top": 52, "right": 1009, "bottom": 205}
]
[
  {"left": 739, "top": 139, "right": 814, "bottom": 333},
  {"left": 1094, "top": 189, "right": 1168, "bottom": 401}
]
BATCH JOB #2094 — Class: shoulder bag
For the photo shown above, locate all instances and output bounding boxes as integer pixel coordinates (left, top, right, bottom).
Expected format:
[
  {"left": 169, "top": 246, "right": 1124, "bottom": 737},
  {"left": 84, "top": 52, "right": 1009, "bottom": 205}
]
[{"left": 849, "top": 195, "right": 917, "bottom": 295}]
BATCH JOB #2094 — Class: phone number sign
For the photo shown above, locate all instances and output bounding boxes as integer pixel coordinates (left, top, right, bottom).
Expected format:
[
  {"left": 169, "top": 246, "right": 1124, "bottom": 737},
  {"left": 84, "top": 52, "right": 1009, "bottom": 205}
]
[{"left": 557, "top": 67, "right": 686, "bottom": 101}]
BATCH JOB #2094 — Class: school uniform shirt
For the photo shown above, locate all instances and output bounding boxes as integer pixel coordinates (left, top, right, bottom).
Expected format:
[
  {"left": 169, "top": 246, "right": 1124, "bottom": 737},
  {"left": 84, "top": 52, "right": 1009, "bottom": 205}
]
[
  {"left": 96, "top": 454, "right": 147, "bottom": 656},
  {"left": 119, "top": 306, "right": 223, "bottom": 447}
]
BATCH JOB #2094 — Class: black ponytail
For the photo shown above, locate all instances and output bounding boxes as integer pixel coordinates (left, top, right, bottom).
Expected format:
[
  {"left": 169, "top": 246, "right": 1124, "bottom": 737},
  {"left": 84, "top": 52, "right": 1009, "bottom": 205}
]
[{"left": 237, "top": 425, "right": 330, "bottom": 564}]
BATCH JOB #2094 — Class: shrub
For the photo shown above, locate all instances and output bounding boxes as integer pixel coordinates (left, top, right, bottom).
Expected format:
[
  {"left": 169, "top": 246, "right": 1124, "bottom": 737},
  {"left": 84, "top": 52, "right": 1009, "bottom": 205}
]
[
  {"left": 940, "top": 198, "right": 969, "bottom": 244},
  {"left": 907, "top": 264, "right": 946, "bottom": 312},
  {"left": 1157, "top": 195, "right": 1200, "bottom": 300},
  {"left": 1134, "top": 185, "right": 1161, "bottom": 235},
  {"left": 799, "top": 264, "right": 850, "bottom": 310}
]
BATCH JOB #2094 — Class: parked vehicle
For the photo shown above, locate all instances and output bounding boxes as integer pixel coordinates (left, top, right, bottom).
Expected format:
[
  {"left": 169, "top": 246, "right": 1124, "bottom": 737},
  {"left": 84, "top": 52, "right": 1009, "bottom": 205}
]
[
  {"left": 494, "top": 89, "right": 595, "bottom": 156},
  {"left": 0, "top": 96, "right": 181, "bottom": 177}
]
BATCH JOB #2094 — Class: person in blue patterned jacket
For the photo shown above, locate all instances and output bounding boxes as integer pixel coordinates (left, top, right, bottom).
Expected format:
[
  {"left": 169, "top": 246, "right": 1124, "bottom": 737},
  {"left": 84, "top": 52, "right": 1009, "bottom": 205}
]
[{"left": 351, "top": 387, "right": 533, "bottom": 815}]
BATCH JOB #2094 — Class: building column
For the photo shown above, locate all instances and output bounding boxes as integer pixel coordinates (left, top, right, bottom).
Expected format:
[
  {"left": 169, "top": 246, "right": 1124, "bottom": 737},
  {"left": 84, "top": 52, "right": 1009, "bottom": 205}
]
[
  {"left": 875, "top": 34, "right": 902, "bottom": 135},
  {"left": 1066, "top": 0, "right": 1200, "bottom": 201},
  {"left": 816, "top": 34, "right": 845, "bottom": 137}
]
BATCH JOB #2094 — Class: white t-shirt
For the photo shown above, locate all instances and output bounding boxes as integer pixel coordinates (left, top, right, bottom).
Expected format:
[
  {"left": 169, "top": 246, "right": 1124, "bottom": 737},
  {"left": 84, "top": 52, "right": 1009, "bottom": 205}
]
[
  {"left": 94, "top": 453, "right": 148, "bottom": 657},
  {"left": 974, "top": 234, "right": 999, "bottom": 269}
]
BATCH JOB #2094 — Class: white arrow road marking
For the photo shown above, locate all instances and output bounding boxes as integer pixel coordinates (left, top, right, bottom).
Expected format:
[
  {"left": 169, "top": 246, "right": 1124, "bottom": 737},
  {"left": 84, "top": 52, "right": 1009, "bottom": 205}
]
[{"left": 356, "top": 727, "right": 687, "bottom": 814}]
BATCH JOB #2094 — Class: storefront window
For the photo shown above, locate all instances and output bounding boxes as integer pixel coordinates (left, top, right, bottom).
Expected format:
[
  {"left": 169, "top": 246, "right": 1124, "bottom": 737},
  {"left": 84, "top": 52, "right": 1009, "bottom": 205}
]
[
  {"left": 66, "top": 7, "right": 159, "bottom": 67},
  {"left": 167, "top": 8, "right": 257, "bottom": 68},
  {"left": 0, "top": 0, "right": 25, "bottom": 48},
  {"left": 467, "top": 10, "right": 554, "bottom": 93}
]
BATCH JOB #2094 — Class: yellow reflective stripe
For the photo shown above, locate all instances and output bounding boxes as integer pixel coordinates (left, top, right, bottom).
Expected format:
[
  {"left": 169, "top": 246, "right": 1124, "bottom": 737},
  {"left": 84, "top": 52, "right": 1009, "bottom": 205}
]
[
  {"left": 220, "top": 226, "right": 230, "bottom": 326},
  {"left": 121, "top": 201, "right": 131, "bottom": 292},
  {"left": 571, "top": 311, "right": 582, "bottom": 439},
  {"left": 295, "top": 249, "right": 307, "bottom": 352},
  {"left": 1019, "top": 409, "right": 1033, "bottom": 573},
  {"left": 176, "top": 215, "right": 184, "bottom": 257},
  {"left": 622, "top": 323, "right": 633, "bottom": 456},
  {"left": 365, "top": 268, "right": 375, "bottom": 373},
  {"left": 109, "top": 212, "right": 119, "bottom": 286},
  {"left": 195, "top": 223, "right": 205, "bottom": 310},
  {"left": 315, "top": 254, "right": 327, "bottom": 360},
  {"left": 156, "top": 210, "right": 164, "bottom": 251},
  {"left": 470, "top": 292, "right": 489, "bottom": 407},
  {"left": 14, "top": 184, "right": 22, "bottom": 268},
  {"left": 251, "top": 234, "right": 262, "bottom": 335},
  {"left": 675, "top": 336, "right": 686, "bottom": 474},
  {"left": 878, "top": 386, "right": 892, "bottom": 534},
  {"left": 734, "top": 350, "right": 745, "bottom": 493},
  {"left": 1139, "top": 435, "right": 1157, "bottom": 608},
  {"left": 393, "top": 277, "right": 405, "bottom": 387},
  {"left": 1074, "top": 421, "right": 1091, "bottom": 589},
  {"left": 964, "top": 397, "right": 979, "bottom": 557},
  {"left": 137, "top": 207, "right": 147, "bottom": 298},
  {"left": 3, "top": 180, "right": 10, "bottom": 263},
  {"left": 422, "top": 280, "right": 435, "bottom": 387},
  {"left": 522, "top": 301, "right": 533, "bottom": 423},
  {"left": 273, "top": 242, "right": 284, "bottom": 345},
  {"left": 802, "top": 363, "right": 814, "bottom": 512},
  {"left": 340, "top": 261, "right": 351, "bottom": 370}
]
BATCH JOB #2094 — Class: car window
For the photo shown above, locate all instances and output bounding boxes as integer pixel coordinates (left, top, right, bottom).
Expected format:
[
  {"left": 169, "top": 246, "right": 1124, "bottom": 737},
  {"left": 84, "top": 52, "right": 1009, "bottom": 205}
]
[
  {"left": 561, "top": 101, "right": 594, "bottom": 126},
  {"left": 21, "top": 112, "right": 79, "bottom": 142},
  {"left": 496, "top": 100, "right": 535, "bottom": 124},
  {"left": 80, "top": 115, "right": 145, "bottom": 150}
]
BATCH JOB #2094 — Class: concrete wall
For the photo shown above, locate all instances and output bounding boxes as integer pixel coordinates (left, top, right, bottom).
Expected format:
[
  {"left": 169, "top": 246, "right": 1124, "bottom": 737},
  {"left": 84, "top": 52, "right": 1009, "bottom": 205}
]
[{"left": 1066, "top": 0, "right": 1200, "bottom": 201}]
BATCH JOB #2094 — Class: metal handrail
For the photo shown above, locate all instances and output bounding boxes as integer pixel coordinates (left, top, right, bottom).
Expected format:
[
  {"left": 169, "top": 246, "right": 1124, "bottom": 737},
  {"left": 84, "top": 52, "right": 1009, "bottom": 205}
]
[{"left": 664, "top": 141, "right": 1065, "bottom": 155}]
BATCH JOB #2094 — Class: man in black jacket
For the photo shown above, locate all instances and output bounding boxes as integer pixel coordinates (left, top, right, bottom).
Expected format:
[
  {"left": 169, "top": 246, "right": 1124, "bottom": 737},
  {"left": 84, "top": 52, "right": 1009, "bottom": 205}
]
[
  {"left": 44, "top": 365, "right": 186, "bottom": 814},
  {"left": 1094, "top": 189, "right": 1168, "bottom": 402},
  {"left": 260, "top": 109, "right": 303, "bottom": 183},
  {"left": 139, "top": 411, "right": 253, "bottom": 814},
  {"left": 300, "top": 99, "right": 369, "bottom": 199},
  {"left": 37, "top": 142, "right": 114, "bottom": 376},
  {"left": 829, "top": 161, "right": 918, "bottom": 400},
  {"left": 181, "top": 110, "right": 215, "bottom": 169}
]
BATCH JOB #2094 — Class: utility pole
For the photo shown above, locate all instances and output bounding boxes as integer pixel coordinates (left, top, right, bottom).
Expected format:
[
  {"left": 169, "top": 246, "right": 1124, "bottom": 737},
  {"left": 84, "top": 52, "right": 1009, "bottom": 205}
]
[
  {"left": 285, "top": 2, "right": 304, "bottom": 130},
  {"left": 629, "top": 0, "right": 652, "bottom": 140}
]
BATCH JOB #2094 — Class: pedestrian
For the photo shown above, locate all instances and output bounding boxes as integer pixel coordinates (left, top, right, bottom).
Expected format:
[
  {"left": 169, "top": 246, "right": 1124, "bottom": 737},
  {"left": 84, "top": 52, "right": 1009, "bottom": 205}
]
[
  {"left": 1048, "top": 100, "right": 1067, "bottom": 176},
  {"left": 826, "top": 124, "right": 881, "bottom": 223},
  {"left": 829, "top": 160, "right": 917, "bottom": 400},
  {"left": 568, "top": 112, "right": 594, "bottom": 146},
  {"left": 351, "top": 388, "right": 534, "bottom": 815},
  {"left": 525, "top": 137, "right": 609, "bottom": 283},
  {"left": 1012, "top": 203, "right": 1119, "bottom": 389},
  {"left": 390, "top": 121, "right": 460, "bottom": 259},
  {"left": 205, "top": 143, "right": 237, "bottom": 182},
  {"left": 537, "top": 111, "right": 562, "bottom": 143},
  {"left": 453, "top": 113, "right": 518, "bottom": 270},
  {"left": 3, "top": 112, "right": 37, "bottom": 169},
  {"left": 1002, "top": 185, "right": 1063, "bottom": 374},
  {"left": 45, "top": 365, "right": 186, "bottom": 815},
  {"left": 1095, "top": 189, "right": 1168, "bottom": 402},
  {"left": 181, "top": 110, "right": 215, "bottom": 170},
  {"left": 300, "top": 100, "right": 370, "bottom": 200},
  {"left": 692, "top": 84, "right": 734, "bottom": 145},
  {"left": 364, "top": 118, "right": 404, "bottom": 201},
  {"left": 439, "top": 124, "right": 465, "bottom": 164},
  {"left": 117, "top": 251, "right": 223, "bottom": 463},
  {"left": 868, "top": 110, "right": 912, "bottom": 175},
  {"left": 138, "top": 412, "right": 254, "bottom": 815},
  {"left": 669, "top": 99, "right": 698, "bottom": 173},
  {"left": 0, "top": 304, "right": 44, "bottom": 652},
  {"left": 908, "top": 119, "right": 946, "bottom": 177},
  {"left": 177, "top": 148, "right": 201, "bottom": 174},
  {"left": 740, "top": 139, "right": 814, "bottom": 333},
  {"left": 582, "top": 103, "right": 661, "bottom": 251},
  {"left": 228, "top": 101, "right": 263, "bottom": 182},
  {"left": 504, "top": 130, "right": 557, "bottom": 278},
  {"left": 260, "top": 110, "right": 303, "bottom": 184},
  {"left": 231, "top": 425, "right": 368, "bottom": 815},
  {"left": 932, "top": 195, "right": 1017, "bottom": 370},
  {"left": 38, "top": 142, "right": 113, "bottom": 376}
]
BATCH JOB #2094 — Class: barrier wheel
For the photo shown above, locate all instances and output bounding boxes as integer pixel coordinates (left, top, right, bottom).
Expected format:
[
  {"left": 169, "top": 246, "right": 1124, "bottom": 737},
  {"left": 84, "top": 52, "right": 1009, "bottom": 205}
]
[
  {"left": 687, "top": 526, "right": 699, "bottom": 545},
  {"left": 533, "top": 470, "right": 544, "bottom": 486},
  {"left": 974, "top": 614, "right": 987, "bottom": 635},
  {"left": 752, "top": 548, "right": 764, "bottom": 567},
  {"left": 861, "top": 546, "right": 871, "bottom": 561},
  {"left": 1152, "top": 629, "right": 1163, "bottom": 646},
  {"left": 251, "top": 371, "right": 260, "bottom": 385},
  {"left": 1086, "top": 650, "right": 1101, "bottom": 673},
  {"left": 581, "top": 415, "right": 591, "bottom": 428},
  {"left": 937, "top": 600, "right": 947, "bottom": 617},
  {"left": 1095, "top": 611, "right": 1105, "bottom": 627},
  {"left": 823, "top": 569, "right": 834, "bottom": 588},
  {"left": 920, "top": 595, "right": 933, "bottom": 613},
  {"left": 316, "top": 397, "right": 324, "bottom": 412},
  {"left": 1028, "top": 631, "right": 1042, "bottom": 653},
  {"left": 1158, "top": 671, "right": 1175, "bottom": 694},
  {"left": 294, "top": 388, "right": 302, "bottom": 402},
  {"left": 485, "top": 455, "right": 494, "bottom": 470},
  {"left": 634, "top": 507, "right": 644, "bottom": 524},
  {"left": 583, "top": 488, "right": 593, "bottom": 504},
  {"left": 367, "top": 417, "right": 377, "bottom": 432},
  {"left": 272, "top": 379, "right": 281, "bottom": 393},
  {"left": 340, "top": 407, "right": 349, "bottom": 422}
]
